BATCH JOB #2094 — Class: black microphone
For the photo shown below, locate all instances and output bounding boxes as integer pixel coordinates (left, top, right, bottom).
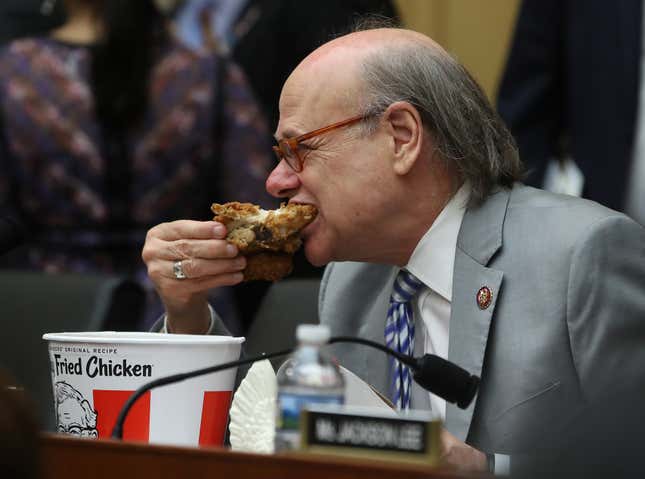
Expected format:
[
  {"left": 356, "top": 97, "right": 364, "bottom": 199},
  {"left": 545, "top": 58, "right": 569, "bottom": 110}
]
[
  {"left": 0, "top": 215, "right": 25, "bottom": 255},
  {"left": 327, "top": 337, "right": 479, "bottom": 410},
  {"left": 111, "top": 336, "right": 480, "bottom": 439}
]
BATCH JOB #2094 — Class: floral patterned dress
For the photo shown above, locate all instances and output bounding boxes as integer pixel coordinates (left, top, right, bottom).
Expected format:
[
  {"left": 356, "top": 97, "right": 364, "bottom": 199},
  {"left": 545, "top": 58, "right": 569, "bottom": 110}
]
[{"left": 0, "top": 36, "right": 276, "bottom": 329}]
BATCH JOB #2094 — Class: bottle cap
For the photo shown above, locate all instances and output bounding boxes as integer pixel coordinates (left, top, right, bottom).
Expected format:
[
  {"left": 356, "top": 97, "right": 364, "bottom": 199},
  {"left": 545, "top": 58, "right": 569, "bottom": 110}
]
[{"left": 296, "top": 324, "right": 330, "bottom": 344}]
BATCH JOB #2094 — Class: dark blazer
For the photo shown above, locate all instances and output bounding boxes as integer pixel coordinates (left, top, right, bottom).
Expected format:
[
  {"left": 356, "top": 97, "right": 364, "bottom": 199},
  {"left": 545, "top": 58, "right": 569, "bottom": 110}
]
[
  {"left": 497, "top": 0, "right": 642, "bottom": 212},
  {"left": 232, "top": 0, "right": 399, "bottom": 131}
]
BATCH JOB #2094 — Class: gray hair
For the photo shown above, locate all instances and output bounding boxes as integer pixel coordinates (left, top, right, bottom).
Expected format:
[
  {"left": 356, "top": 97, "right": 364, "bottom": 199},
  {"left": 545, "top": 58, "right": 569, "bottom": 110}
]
[{"left": 356, "top": 35, "right": 523, "bottom": 205}]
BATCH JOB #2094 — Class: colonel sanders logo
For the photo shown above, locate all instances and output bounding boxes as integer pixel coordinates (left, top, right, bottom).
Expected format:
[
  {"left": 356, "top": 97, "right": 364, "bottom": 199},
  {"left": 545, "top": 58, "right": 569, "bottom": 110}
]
[{"left": 54, "top": 381, "right": 98, "bottom": 438}]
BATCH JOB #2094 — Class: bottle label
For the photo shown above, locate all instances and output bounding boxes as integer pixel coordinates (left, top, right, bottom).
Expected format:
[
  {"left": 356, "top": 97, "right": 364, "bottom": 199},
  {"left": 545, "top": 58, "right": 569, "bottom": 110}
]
[{"left": 276, "top": 392, "right": 343, "bottom": 450}]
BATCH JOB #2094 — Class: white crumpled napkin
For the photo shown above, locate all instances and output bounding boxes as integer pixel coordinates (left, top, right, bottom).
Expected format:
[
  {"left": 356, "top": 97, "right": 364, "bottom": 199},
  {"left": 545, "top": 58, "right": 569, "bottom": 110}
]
[{"left": 228, "top": 359, "right": 277, "bottom": 453}]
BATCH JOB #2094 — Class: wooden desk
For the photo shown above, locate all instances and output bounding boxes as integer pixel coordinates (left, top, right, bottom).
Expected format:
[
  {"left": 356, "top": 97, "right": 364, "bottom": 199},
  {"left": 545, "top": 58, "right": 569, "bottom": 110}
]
[{"left": 40, "top": 433, "right": 472, "bottom": 479}]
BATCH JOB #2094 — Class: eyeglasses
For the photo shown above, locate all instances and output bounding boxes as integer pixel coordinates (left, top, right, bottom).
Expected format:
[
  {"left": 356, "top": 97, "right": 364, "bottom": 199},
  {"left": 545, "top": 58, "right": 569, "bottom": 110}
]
[{"left": 272, "top": 114, "right": 371, "bottom": 172}]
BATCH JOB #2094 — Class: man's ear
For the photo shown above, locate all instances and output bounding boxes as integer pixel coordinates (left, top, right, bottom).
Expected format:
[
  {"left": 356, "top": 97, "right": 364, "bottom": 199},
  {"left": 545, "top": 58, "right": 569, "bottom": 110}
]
[{"left": 383, "top": 101, "right": 424, "bottom": 175}]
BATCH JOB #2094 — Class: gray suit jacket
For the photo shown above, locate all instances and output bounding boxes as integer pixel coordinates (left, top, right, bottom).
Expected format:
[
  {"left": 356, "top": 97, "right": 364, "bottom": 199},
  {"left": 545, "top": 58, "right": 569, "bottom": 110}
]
[{"left": 319, "top": 184, "right": 645, "bottom": 455}]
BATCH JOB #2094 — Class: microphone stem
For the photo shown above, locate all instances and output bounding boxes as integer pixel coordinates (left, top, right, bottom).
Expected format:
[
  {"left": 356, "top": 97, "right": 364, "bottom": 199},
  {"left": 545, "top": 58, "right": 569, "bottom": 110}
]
[
  {"left": 328, "top": 336, "right": 416, "bottom": 368},
  {"left": 110, "top": 347, "right": 294, "bottom": 439}
]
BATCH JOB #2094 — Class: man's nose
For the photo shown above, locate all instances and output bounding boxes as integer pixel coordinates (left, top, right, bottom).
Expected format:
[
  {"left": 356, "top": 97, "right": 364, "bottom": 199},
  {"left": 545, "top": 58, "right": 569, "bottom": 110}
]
[{"left": 266, "top": 160, "right": 300, "bottom": 198}]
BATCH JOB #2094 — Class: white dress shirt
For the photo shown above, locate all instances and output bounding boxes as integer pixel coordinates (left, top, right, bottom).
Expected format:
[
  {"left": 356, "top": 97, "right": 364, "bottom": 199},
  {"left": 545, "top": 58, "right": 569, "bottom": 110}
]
[
  {"left": 405, "top": 184, "right": 470, "bottom": 420},
  {"left": 404, "top": 184, "right": 510, "bottom": 475}
]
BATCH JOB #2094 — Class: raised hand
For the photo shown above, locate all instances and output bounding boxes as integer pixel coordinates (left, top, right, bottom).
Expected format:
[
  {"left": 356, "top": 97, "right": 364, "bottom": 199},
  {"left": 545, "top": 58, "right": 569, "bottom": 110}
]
[{"left": 142, "top": 220, "right": 246, "bottom": 334}]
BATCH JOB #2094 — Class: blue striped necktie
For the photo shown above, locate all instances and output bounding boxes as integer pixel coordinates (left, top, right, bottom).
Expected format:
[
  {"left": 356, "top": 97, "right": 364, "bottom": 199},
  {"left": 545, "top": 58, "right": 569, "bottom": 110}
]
[{"left": 384, "top": 270, "right": 424, "bottom": 410}]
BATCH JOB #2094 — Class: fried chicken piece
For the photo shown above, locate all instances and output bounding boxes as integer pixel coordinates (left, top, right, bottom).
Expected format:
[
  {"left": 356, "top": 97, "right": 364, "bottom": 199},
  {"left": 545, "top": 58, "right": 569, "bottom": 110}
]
[
  {"left": 211, "top": 202, "right": 317, "bottom": 281},
  {"left": 243, "top": 253, "right": 294, "bottom": 282}
]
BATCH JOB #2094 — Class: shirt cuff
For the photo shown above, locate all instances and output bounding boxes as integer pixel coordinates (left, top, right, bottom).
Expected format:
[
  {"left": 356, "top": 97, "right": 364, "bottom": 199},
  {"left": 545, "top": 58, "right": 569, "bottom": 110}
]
[
  {"left": 160, "top": 304, "right": 216, "bottom": 334},
  {"left": 493, "top": 453, "right": 510, "bottom": 476}
]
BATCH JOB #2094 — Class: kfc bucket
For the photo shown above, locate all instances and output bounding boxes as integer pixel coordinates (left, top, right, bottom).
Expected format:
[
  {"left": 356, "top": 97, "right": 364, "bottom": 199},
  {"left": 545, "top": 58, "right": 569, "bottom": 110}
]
[{"left": 42, "top": 332, "right": 244, "bottom": 446}]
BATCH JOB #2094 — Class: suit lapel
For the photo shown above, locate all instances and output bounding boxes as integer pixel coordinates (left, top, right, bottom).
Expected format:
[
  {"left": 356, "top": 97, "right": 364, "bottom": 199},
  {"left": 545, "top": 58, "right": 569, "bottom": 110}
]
[
  {"left": 325, "top": 263, "right": 397, "bottom": 396},
  {"left": 445, "top": 188, "right": 510, "bottom": 441},
  {"left": 358, "top": 267, "right": 398, "bottom": 391}
]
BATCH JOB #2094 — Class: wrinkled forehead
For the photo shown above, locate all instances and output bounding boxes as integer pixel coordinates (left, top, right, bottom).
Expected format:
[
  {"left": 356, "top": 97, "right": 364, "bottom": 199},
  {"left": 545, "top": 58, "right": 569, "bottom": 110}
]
[{"left": 275, "top": 47, "right": 364, "bottom": 139}]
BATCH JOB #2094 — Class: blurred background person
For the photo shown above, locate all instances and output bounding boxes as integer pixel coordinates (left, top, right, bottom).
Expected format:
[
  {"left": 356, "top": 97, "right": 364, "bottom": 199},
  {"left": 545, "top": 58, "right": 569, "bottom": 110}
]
[
  {"left": 497, "top": 0, "right": 645, "bottom": 225},
  {"left": 231, "top": 0, "right": 400, "bottom": 132},
  {"left": 0, "top": 0, "right": 66, "bottom": 45},
  {"left": 173, "top": 0, "right": 246, "bottom": 54},
  {"left": 174, "top": 0, "right": 400, "bottom": 129},
  {"left": 0, "top": 0, "right": 275, "bottom": 333}
]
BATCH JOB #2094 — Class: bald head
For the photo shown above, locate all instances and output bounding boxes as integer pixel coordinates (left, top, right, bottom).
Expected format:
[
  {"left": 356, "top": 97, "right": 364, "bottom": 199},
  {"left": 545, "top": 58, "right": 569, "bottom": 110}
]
[
  {"left": 301, "top": 28, "right": 445, "bottom": 69},
  {"left": 277, "top": 28, "right": 448, "bottom": 135},
  {"left": 283, "top": 28, "right": 445, "bottom": 106}
]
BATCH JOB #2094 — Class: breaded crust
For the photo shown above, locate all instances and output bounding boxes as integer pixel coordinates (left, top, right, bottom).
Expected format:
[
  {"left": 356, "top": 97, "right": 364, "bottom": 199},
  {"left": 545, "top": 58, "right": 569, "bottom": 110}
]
[
  {"left": 210, "top": 202, "right": 317, "bottom": 281},
  {"left": 243, "top": 253, "right": 293, "bottom": 282},
  {"left": 211, "top": 202, "right": 317, "bottom": 254}
]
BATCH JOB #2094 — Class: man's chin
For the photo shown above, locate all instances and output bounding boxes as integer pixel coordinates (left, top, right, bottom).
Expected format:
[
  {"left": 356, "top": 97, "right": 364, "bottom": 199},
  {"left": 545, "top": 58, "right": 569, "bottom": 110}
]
[{"left": 303, "top": 240, "right": 332, "bottom": 267}]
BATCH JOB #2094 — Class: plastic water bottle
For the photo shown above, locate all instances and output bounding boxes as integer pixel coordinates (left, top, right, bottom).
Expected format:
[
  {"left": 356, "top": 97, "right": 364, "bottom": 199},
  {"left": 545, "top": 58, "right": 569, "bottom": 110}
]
[{"left": 274, "top": 324, "right": 345, "bottom": 451}]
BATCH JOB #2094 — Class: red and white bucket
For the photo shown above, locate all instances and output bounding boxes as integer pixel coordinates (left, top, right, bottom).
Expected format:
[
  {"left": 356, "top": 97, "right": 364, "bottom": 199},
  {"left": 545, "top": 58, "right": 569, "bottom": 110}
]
[{"left": 42, "top": 331, "right": 244, "bottom": 446}]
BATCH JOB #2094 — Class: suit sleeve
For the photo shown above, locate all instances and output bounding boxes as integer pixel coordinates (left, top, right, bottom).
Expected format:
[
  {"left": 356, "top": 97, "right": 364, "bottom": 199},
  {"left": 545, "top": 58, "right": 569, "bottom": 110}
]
[
  {"left": 566, "top": 215, "right": 645, "bottom": 401},
  {"left": 496, "top": 0, "right": 565, "bottom": 187}
]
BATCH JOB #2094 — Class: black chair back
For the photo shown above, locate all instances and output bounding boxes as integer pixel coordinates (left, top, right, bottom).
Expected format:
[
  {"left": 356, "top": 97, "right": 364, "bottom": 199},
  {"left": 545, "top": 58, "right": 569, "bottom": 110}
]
[
  {"left": 0, "top": 271, "right": 144, "bottom": 430},
  {"left": 244, "top": 278, "right": 320, "bottom": 371}
]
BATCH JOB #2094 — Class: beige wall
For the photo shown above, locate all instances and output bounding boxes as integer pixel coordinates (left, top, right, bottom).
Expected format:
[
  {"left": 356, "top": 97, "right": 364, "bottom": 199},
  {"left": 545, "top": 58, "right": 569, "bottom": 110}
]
[{"left": 395, "top": 0, "right": 520, "bottom": 101}]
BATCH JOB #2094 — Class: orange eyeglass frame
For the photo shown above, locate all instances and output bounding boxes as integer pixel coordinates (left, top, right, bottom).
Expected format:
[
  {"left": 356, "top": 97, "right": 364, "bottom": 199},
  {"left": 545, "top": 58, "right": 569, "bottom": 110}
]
[{"left": 272, "top": 114, "right": 371, "bottom": 172}]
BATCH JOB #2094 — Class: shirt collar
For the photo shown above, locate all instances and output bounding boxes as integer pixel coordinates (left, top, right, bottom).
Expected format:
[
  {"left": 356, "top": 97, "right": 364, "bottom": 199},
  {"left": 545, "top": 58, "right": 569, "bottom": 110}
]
[{"left": 405, "top": 183, "right": 470, "bottom": 301}]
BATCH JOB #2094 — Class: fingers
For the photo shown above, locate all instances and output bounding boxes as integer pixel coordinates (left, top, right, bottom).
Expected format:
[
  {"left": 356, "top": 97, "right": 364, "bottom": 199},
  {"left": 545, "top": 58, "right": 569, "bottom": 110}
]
[
  {"left": 147, "top": 219, "right": 227, "bottom": 242},
  {"left": 149, "top": 237, "right": 239, "bottom": 262},
  {"left": 143, "top": 218, "right": 246, "bottom": 282},
  {"left": 142, "top": 219, "right": 249, "bottom": 317},
  {"left": 182, "top": 255, "right": 246, "bottom": 278},
  {"left": 439, "top": 428, "right": 487, "bottom": 472},
  {"left": 158, "top": 271, "right": 245, "bottom": 297},
  {"left": 153, "top": 256, "right": 247, "bottom": 281},
  {"left": 142, "top": 220, "right": 236, "bottom": 264}
]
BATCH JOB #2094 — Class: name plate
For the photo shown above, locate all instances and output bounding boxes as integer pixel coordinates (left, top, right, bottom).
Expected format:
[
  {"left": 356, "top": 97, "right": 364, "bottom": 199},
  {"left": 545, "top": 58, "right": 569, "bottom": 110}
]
[{"left": 300, "top": 405, "right": 440, "bottom": 465}]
